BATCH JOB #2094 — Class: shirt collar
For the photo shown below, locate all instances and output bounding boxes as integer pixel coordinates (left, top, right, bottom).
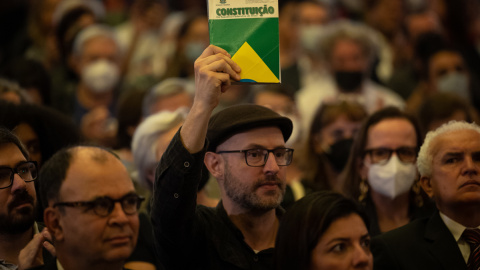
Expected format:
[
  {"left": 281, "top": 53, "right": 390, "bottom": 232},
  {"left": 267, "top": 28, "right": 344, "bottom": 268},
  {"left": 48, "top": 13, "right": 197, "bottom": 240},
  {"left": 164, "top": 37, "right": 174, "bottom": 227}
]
[{"left": 440, "top": 212, "right": 467, "bottom": 242}]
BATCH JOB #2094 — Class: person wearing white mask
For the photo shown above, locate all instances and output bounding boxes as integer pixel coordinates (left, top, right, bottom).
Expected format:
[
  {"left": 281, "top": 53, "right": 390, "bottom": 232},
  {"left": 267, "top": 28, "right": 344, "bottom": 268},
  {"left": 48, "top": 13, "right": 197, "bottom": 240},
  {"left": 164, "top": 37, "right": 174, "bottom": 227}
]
[
  {"left": 341, "top": 106, "right": 435, "bottom": 236},
  {"left": 296, "top": 0, "right": 332, "bottom": 88},
  {"left": 69, "top": 24, "right": 123, "bottom": 145}
]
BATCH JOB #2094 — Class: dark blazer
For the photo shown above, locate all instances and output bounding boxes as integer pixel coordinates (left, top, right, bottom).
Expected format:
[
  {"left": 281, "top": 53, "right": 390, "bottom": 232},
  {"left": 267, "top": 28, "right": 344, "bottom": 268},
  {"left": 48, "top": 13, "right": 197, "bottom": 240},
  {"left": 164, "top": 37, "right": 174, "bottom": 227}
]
[{"left": 371, "top": 211, "right": 467, "bottom": 270}]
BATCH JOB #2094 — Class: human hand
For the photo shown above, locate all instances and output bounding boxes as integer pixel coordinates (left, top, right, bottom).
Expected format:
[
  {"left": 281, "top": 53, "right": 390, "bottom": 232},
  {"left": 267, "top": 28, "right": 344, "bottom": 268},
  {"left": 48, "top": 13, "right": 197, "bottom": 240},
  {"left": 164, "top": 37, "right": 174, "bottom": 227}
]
[
  {"left": 80, "top": 107, "right": 117, "bottom": 146},
  {"left": 18, "top": 228, "right": 55, "bottom": 270},
  {"left": 193, "top": 45, "right": 241, "bottom": 111}
]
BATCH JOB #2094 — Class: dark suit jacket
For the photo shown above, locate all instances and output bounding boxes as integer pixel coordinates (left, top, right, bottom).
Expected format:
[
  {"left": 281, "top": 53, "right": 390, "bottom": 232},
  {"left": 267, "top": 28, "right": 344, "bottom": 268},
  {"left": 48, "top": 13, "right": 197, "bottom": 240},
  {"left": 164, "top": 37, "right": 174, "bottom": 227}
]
[{"left": 371, "top": 211, "right": 467, "bottom": 270}]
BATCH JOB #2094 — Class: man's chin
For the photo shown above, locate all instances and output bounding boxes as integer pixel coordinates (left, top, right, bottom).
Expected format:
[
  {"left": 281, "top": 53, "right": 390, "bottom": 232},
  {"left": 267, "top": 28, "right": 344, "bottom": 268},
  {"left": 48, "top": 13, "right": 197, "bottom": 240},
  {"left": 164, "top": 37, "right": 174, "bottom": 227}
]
[{"left": 0, "top": 214, "right": 34, "bottom": 235}]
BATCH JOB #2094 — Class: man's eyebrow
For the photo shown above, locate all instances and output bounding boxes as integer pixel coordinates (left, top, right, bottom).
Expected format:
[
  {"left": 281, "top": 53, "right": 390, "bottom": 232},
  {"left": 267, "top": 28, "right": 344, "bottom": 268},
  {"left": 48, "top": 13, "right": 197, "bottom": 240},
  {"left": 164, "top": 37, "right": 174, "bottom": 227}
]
[
  {"left": 243, "top": 143, "right": 286, "bottom": 149},
  {"left": 90, "top": 191, "right": 138, "bottom": 201},
  {"left": 0, "top": 160, "right": 29, "bottom": 169},
  {"left": 443, "top": 152, "right": 463, "bottom": 157}
]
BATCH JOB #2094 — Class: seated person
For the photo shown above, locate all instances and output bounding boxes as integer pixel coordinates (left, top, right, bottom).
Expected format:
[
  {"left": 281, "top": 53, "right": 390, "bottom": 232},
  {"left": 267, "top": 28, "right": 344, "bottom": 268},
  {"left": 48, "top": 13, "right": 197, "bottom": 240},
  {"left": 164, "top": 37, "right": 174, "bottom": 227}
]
[
  {"left": 275, "top": 191, "right": 373, "bottom": 270},
  {"left": 39, "top": 146, "right": 142, "bottom": 270},
  {"left": 372, "top": 121, "right": 480, "bottom": 269}
]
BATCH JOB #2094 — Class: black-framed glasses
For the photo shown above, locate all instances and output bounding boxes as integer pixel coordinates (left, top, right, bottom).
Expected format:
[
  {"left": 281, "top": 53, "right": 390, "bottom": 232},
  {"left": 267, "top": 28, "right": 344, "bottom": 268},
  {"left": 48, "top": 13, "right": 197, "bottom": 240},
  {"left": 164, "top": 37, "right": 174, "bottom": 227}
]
[
  {"left": 53, "top": 193, "right": 145, "bottom": 217},
  {"left": 364, "top": 147, "right": 417, "bottom": 164},
  {"left": 0, "top": 161, "right": 38, "bottom": 189},
  {"left": 217, "top": 148, "right": 294, "bottom": 167}
]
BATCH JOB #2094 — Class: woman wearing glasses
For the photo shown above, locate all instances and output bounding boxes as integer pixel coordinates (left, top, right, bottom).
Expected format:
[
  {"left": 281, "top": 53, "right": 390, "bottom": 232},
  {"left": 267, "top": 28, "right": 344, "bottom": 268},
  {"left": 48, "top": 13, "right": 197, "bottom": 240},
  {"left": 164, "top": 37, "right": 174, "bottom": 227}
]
[{"left": 341, "top": 107, "right": 434, "bottom": 236}]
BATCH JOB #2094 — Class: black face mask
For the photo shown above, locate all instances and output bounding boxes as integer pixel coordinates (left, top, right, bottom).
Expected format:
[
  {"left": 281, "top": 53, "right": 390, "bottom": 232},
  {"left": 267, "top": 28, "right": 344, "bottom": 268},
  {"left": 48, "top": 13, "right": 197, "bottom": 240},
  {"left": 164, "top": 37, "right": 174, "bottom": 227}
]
[
  {"left": 334, "top": 71, "right": 364, "bottom": 92},
  {"left": 323, "top": 138, "right": 354, "bottom": 173}
]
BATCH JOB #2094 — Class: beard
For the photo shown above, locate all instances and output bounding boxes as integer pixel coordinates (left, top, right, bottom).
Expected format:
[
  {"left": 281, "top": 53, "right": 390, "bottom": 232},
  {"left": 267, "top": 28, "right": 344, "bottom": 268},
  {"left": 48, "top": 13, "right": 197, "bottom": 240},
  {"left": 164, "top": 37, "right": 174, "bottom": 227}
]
[
  {"left": 0, "top": 189, "right": 35, "bottom": 235},
  {"left": 223, "top": 165, "right": 286, "bottom": 212}
]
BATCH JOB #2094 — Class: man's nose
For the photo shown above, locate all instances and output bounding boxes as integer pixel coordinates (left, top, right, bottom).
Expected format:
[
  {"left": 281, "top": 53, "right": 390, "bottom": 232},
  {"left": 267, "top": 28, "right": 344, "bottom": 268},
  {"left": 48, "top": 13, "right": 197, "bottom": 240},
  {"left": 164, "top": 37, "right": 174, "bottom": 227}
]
[
  {"left": 11, "top": 173, "right": 27, "bottom": 193},
  {"left": 108, "top": 202, "right": 129, "bottom": 225},
  {"left": 263, "top": 152, "right": 280, "bottom": 174},
  {"left": 463, "top": 155, "right": 479, "bottom": 175}
]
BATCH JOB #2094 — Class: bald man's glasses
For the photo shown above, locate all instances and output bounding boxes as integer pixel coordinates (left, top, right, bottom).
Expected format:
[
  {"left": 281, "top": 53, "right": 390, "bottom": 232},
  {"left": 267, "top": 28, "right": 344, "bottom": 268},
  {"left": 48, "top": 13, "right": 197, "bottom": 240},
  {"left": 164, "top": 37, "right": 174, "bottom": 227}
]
[
  {"left": 0, "top": 161, "right": 37, "bottom": 189},
  {"left": 54, "top": 193, "right": 145, "bottom": 217}
]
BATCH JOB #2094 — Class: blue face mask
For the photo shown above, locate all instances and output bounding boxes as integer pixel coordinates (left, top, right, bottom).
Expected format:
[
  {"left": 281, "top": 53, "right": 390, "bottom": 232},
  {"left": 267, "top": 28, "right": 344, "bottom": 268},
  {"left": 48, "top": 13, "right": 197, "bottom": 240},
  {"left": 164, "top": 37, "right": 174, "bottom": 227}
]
[{"left": 437, "top": 72, "right": 470, "bottom": 100}]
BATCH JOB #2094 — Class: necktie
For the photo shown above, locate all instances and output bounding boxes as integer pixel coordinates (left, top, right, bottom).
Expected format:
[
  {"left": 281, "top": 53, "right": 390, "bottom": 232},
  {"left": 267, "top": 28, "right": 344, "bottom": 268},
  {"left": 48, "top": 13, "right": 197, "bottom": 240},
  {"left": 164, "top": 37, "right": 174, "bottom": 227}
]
[{"left": 462, "top": 228, "right": 480, "bottom": 270}]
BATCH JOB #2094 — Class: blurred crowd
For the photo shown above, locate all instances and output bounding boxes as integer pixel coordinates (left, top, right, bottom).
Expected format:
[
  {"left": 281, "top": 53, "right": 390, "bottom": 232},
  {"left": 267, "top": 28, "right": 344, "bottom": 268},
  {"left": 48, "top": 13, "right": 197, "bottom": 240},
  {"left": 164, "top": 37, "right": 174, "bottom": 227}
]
[
  {"left": 0, "top": 0, "right": 479, "bottom": 238},
  {"left": 0, "top": 0, "right": 479, "bottom": 269}
]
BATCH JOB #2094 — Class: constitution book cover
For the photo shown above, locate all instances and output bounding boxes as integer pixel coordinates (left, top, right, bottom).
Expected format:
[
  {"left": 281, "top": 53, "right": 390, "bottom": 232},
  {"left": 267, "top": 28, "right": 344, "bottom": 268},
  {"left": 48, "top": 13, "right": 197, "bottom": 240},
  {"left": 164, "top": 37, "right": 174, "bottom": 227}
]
[{"left": 208, "top": 0, "right": 280, "bottom": 83}]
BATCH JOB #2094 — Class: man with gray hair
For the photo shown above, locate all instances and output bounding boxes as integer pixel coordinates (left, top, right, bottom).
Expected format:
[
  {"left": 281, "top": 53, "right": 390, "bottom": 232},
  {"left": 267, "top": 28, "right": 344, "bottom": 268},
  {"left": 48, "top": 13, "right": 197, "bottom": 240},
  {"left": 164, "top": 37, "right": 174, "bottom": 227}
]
[
  {"left": 141, "top": 78, "right": 193, "bottom": 117},
  {"left": 53, "top": 24, "right": 122, "bottom": 146},
  {"left": 296, "top": 20, "right": 404, "bottom": 132},
  {"left": 372, "top": 121, "right": 480, "bottom": 270}
]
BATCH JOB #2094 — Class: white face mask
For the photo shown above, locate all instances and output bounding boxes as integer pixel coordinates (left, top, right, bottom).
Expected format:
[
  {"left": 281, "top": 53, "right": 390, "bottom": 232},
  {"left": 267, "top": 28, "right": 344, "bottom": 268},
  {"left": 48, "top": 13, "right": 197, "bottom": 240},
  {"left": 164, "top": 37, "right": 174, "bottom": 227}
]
[
  {"left": 437, "top": 72, "right": 470, "bottom": 101},
  {"left": 82, "top": 59, "right": 120, "bottom": 94},
  {"left": 367, "top": 155, "right": 417, "bottom": 199},
  {"left": 299, "top": 25, "right": 325, "bottom": 52}
]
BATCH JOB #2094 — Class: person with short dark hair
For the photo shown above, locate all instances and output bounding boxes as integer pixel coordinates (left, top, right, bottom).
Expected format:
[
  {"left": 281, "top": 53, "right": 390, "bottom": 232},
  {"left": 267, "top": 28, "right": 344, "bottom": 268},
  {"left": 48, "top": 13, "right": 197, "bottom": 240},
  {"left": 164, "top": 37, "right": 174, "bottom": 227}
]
[
  {"left": 152, "top": 45, "right": 293, "bottom": 269},
  {"left": 0, "top": 127, "right": 53, "bottom": 269},
  {"left": 372, "top": 121, "right": 480, "bottom": 270},
  {"left": 275, "top": 191, "right": 372, "bottom": 270},
  {"left": 40, "top": 146, "right": 141, "bottom": 270}
]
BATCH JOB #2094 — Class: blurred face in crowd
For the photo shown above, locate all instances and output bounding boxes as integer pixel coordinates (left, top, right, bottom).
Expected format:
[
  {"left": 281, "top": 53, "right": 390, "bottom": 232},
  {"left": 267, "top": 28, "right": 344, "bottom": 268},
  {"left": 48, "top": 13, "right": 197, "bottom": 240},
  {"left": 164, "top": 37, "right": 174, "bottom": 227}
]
[
  {"left": 179, "top": 16, "right": 209, "bottom": 64},
  {"left": 428, "top": 51, "right": 468, "bottom": 92},
  {"left": 0, "top": 143, "right": 36, "bottom": 235},
  {"left": 298, "top": 1, "right": 329, "bottom": 26},
  {"left": 254, "top": 91, "right": 295, "bottom": 116},
  {"left": 366, "top": 0, "right": 404, "bottom": 37},
  {"left": 315, "top": 114, "right": 361, "bottom": 154},
  {"left": 330, "top": 39, "right": 368, "bottom": 73},
  {"left": 405, "top": 11, "right": 442, "bottom": 42},
  {"left": 149, "top": 92, "right": 192, "bottom": 115},
  {"left": 420, "top": 129, "right": 480, "bottom": 217},
  {"left": 14, "top": 123, "right": 42, "bottom": 167},
  {"left": 76, "top": 36, "right": 120, "bottom": 72},
  {"left": 212, "top": 127, "right": 287, "bottom": 212},
  {"left": 309, "top": 213, "right": 373, "bottom": 270}
]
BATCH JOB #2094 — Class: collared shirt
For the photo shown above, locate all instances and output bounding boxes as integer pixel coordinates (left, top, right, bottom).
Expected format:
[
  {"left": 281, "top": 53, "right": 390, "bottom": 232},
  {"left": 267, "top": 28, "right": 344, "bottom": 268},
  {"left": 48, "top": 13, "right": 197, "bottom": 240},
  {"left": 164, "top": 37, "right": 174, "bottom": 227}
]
[
  {"left": 440, "top": 212, "right": 480, "bottom": 263},
  {"left": 0, "top": 223, "right": 40, "bottom": 270},
  {"left": 56, "top": 260, "right": 64, "bottom": 270}
]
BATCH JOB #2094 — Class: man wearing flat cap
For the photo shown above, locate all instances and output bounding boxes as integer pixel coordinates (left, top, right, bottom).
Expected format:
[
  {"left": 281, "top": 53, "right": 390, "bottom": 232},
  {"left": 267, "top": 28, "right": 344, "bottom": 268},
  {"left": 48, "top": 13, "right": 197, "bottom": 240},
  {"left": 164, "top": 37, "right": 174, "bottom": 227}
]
[{"left": 151, "top": 45, "right": 293, "bottom": 270}]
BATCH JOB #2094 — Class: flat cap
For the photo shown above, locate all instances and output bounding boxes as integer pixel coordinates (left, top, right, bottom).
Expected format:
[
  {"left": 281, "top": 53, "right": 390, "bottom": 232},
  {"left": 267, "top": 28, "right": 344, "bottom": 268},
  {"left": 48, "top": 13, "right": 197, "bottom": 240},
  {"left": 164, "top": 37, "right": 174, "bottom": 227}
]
[{"left": 206, "top": 104, "right": 293, "bottom": 152}]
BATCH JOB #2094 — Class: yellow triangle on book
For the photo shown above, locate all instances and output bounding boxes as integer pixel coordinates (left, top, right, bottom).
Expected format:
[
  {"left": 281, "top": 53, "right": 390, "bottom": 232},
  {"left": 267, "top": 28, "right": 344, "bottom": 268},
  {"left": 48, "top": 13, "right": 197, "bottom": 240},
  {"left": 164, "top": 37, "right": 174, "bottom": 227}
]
[{"left": 232, "top": 42, "right": 279, "bottom": 83}]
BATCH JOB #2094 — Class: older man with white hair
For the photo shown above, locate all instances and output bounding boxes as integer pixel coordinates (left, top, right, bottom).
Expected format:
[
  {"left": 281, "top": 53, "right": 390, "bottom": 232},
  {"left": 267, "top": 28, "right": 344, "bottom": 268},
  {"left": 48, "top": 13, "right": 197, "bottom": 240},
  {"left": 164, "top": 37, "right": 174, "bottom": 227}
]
[
  {"left": 372, "top": 121, "right": 480, "bottom": 270},
  {"left": 131, "top": 109, "right": 217, "bottom": 212}
]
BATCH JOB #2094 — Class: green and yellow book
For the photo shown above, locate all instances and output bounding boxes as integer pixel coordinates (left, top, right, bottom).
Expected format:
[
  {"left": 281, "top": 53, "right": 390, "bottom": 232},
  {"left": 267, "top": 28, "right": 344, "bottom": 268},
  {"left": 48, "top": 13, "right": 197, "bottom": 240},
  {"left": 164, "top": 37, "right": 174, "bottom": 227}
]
[{"left": 208, "top": 0, "right": 280, "bottom": 83}]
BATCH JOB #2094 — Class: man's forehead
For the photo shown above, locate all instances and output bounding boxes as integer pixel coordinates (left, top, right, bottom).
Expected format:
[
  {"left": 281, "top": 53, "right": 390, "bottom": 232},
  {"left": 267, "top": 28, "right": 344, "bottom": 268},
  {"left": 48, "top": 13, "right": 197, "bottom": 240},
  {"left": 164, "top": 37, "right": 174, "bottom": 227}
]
[
  {"left": 431, "top": 129, "right": 480, "bottom": 157},
  {"left": 60, "top": 148, "right": 133, "bottom": 198},
  {"left": 0, "top": 143, "right": 27, "bottom": 166},
  {"left": 219, "top": 126, "right": 285, "bottom": 149}
]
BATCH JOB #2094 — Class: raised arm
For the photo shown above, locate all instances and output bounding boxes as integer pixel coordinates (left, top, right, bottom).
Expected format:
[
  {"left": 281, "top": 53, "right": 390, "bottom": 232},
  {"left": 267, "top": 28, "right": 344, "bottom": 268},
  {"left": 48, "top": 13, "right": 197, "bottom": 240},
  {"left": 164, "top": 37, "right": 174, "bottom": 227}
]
[{"left": 180, "top": 45, "right": 241, "bottom": 153}]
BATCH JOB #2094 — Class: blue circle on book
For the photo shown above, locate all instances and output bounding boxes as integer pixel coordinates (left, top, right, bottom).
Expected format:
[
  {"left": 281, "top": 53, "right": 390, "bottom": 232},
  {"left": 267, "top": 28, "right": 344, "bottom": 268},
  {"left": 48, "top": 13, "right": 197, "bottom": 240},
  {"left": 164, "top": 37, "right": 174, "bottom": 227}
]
[{"left": 239, "top": 79, "right": 256, "bottom": 83}]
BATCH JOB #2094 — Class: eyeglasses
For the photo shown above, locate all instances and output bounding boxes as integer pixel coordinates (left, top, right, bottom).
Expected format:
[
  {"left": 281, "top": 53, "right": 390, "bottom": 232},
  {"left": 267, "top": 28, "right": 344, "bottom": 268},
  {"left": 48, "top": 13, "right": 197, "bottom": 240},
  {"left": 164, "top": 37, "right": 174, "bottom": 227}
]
[
  {"left": 53, "top": 193, "right": 145, "bottom": 217},
  {"left": 0, "top": 161, "right": 38, "bottom": 189},
  {"left": 364, "top": 147, "right": 417, "bottom": 164},
  {"left": 217, "top": 148, "right": 294, "bottom": 167}
]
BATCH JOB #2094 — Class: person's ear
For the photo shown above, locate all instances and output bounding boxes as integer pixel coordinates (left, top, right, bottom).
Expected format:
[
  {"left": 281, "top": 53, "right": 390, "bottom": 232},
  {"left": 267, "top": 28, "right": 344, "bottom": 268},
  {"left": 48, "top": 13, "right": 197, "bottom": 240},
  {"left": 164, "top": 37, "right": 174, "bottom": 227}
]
[
  {"left": 420, "top": 176, "right": 434, "bottom": 198},
  {"left": 204, "top": 152, "right": 224, "bottom": 179},
  {"left": 44, "top": 206, "right": 64, "bottom": 242}
]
